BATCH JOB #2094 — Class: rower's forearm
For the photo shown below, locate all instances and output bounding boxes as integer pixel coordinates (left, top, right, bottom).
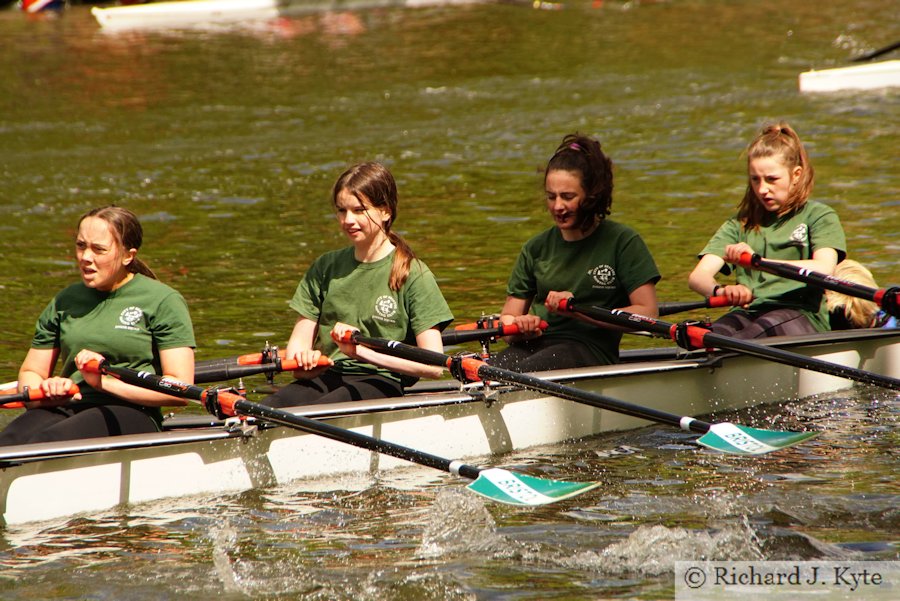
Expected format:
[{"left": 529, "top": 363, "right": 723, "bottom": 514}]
[
  {"left": 97, "top": 375, "right": 190, "bottom": 407},
  {"left": 355, "top": 346, "right": 444, "bottom": 380}
]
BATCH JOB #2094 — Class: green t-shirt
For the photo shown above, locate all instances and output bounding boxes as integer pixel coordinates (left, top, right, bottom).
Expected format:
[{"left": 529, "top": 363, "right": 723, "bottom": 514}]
[
  {"left": 290, "top": 247, "right": 454, "bottom": 385},
  {"left": 32, "top": 274, "right": 196, "bottom": 414},
  {"left": 699, "top": 200, "right": 846, "bottom": 331},
  {"left": 506, "top": 220, "right": 661, "bottom": 364}
]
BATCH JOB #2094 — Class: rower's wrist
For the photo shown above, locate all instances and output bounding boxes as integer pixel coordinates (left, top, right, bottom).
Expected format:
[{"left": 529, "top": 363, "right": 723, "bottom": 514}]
[{"left": 712, "top": 284, "right": 723, "bottom": 297}]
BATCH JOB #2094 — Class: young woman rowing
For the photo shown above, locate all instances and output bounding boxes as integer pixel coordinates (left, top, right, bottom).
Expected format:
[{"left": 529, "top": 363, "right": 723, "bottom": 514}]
[
  {"left": 0, "top": 206, "right": 196, "bottom": 445},
  {"left": 688, "top": 122, "right": 847, "bottom": 338},
  {"left": 494, "top": 133, "right": 661, "bottom": 372},
  {"left": 262, "top": 162, "right": 453, "bottom": 408}
]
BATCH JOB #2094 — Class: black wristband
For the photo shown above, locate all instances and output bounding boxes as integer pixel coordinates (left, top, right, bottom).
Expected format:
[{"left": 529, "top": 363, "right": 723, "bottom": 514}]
[{"left": 712, "top": 285, "right": 722, "bottom": 297}]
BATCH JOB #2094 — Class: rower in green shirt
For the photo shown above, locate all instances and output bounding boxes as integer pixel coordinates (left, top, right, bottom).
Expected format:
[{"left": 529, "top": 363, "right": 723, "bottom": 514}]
[
  {"left": 495, "top": 133, "right": 661, "bottom": 371},
  {"left": 263, "top": 162, "right": 453, "bottom": 408},
  {"left": 689, "top": 122, "right": 847, "bottom": 338}
]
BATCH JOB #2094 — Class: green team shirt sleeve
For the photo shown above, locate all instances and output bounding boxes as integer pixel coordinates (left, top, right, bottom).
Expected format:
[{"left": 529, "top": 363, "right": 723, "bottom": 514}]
[
  {"left": 699, "top": 218, "right": 742, "bottom": 276},
  {"left": 32, "top": 297, "right": 62, "bottom": 349},
  {"left": 403, "top": 261, "right": 454, "bottom": 336}
]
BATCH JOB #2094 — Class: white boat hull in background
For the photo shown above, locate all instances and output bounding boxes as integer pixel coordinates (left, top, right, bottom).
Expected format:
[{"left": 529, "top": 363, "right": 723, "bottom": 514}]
[
  {"left": 91, "top": 0, "right": 484, "bottom": 32},
  {"left": 799, "top": 59, "right": 900, "bottom": 92}
]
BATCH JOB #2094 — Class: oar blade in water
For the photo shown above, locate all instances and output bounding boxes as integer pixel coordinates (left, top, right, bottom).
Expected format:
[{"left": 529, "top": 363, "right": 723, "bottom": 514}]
[
  {"left": 698, "top": 423, "right": 818, "bottom": 455},
  {"left": 466, "top": 468, "right": 601, "bottom": 506}
]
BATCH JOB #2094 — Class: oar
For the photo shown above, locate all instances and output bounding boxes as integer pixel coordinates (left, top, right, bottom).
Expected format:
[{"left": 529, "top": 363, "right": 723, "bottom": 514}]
[
  {"left": 338, "top": 332, "right": 817, "bottom": 455},
  {"left": 196, "top": 356, "right": 331, "bottom": 384},
  {"left": 736, "top": 252, "right": 899, "bottom": 318},
  {"left": 560, "top": 300, "right": 900, "bottom": 391},
  {"left": 81, "top": 360, "right": 600, "bottom": 506},
  {"left": 195, "top": 323, "right": 544, "bottom": 376},
  {"left": 658, "top": 295, "right": 737, "bottom": 316},
  {"left": 851, "top": 39, "right": 900, "bottom": 62},
  {"left": 441, "top": 321, "right": 545, "bottom": 345},
  {"left": 0, "top": 383, "right": 80, "bottom": 409}
]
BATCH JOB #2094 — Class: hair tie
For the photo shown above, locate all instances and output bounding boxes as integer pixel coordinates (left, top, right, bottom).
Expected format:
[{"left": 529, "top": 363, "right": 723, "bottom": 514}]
[{"left": 568, "top": 143, "right": 582, "bottom": 151}]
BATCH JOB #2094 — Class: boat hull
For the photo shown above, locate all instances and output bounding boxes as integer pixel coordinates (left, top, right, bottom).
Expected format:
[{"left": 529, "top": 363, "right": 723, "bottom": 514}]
[
  {"left": 91, "top": 0, "right": 486, "bottom": 32},
  {"left": 1, "top": 329, "right": 897, "bottom": 526},
  {"left": 799, "top": 59, "right": 900, "bottom": 93}
]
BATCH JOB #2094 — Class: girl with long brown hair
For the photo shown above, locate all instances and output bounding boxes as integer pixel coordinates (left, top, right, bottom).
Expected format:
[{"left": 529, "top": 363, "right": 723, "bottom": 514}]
[{"left": 263, "top": 162, "right": 453, "bottom": 408}]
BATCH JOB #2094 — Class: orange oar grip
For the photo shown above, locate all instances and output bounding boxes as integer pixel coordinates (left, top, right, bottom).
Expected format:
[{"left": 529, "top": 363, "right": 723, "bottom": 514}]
[
  {"left": 707, "top": 295, "right": 733, "bottom": 308},
  {"left": 736, "top": 252, "right": 755, "bottom": 268},
  {"left": 28, "top": 383, "right": 80, "bottom": 400},
  {"left": 278, "top": 356, "right": 332, "bottom": 371},
  {"left": 458, "top": 357, "right": 485, "bottom": 382},
  {"left": 82, "top": 359, "right": 102, "bottom": 374}
]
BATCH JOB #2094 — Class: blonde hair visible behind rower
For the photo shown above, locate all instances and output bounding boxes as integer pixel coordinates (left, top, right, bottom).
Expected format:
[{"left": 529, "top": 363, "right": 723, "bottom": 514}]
[{"left": 825, "top": 260, "right": 879, "bottom": 328}]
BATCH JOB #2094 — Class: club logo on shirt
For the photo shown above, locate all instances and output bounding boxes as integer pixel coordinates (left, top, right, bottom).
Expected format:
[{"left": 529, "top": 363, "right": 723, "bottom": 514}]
[
  {"left": 588, "top": 264, "right": 616, "bottom": 288},
  {"left": 117, "top": 306, "right": 143, "bottom": 331},
  {"left": 790, "top": 224, "right": 809, "bottom": 246},
  {"left": 374, "top": 295, "right": 398, "bottom": 323}
]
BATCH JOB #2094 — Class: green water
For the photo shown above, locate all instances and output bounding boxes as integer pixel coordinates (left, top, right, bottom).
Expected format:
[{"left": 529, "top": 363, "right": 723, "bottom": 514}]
[{"left": 0, "top": 0, "right": 897, "bottom": 598}]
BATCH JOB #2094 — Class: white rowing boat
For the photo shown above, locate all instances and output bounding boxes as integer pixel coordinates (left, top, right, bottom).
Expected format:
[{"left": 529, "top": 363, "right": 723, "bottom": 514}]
[
  {"left": 1, "top": 328, "right": 897, "bottom": 526},
  {"left": 91, "top": 0, "right": 484, "bottom": 32},
  {"left": 798, "top": 59, "right": 900, "bottom": 93}
]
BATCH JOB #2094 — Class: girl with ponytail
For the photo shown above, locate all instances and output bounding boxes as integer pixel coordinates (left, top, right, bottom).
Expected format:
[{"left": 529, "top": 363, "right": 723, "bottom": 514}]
[
  {"left": 263, "top": 162, "right": 453, "bottom": 408},
  {"left": 1, "top": 206, "right": 195, "bottom": 445},
  {"left": 688, "top": 122, "right": 847, "bottom": 337}
]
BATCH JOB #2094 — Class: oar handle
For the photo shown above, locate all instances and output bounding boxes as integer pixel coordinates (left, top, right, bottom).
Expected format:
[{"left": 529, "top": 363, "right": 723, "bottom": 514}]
[
  {"left": 657, "top": 296, "right": 735, "bottom": 316},
  {"left": 441, "top": 321, "right": 548, "bottom": 345},
  {"left": 195, "top": 355, "right": 332, "bottom": 383},
  {"left": 558, "top": 299, "right": 673, "bottom": 338},
  {"left": 737, "top": 252, "right": 899, "bottom": 317},
  {"left": 0, "top": 383, "right": 81, "bottom": 408}
]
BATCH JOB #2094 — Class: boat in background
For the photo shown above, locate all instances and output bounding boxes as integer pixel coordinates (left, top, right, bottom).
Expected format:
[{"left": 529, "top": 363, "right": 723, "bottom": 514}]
[
  {"left": 1, "top": 328, "right": 897, "bottom": 526},
  {"left": 799, "top": 59, "right": 900, "bottom": 93},
  {"left": 91, "top": 0, "right": 485, "bottom": 32}
]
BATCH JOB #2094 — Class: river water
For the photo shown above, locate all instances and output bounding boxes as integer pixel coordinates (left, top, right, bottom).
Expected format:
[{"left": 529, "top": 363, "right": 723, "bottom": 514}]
[{"left": 0, "top": 0, "right": 897, "bottom": 599}]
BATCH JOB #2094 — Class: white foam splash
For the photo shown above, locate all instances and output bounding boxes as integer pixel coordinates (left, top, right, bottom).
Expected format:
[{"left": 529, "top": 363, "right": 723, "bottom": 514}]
[
  {"left": 563, "top": 522, "right": 764, "bottom": 577},
  {"left": 415, "top": 489, "right": 512, "bottom": 559}
]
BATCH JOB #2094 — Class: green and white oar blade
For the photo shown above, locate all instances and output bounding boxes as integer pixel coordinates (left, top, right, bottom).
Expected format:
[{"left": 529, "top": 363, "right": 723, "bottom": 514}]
[
  {"left": 698, "top": 422, "right": 818, "bottom": 455},
  {"left": 466, "top": 468, "right": 601, "bottom": 506}
]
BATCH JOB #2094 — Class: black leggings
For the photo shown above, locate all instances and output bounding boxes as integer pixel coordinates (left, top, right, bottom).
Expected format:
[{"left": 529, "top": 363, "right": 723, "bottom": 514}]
[
  {"left": 261, "top": 370, "right": 404, "bottom": 409},
  {"left": 711, "top": 308, "right": 819, "bottom": 339},
  {"left": 491, "top": 338, "right": 600, "bottom": 372},
  {"left": 0, "top": 404, "right": 161, "bottom": 446}
]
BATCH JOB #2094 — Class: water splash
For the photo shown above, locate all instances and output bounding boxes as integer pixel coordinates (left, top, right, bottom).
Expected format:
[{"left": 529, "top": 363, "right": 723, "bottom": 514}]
[
  {"left": 563, "top": 522, "right": 764, "bottom": 577},
  {"left": 209, "top": 522, "right": 242, "bottom": 594},
  {"left": 415, "top": 489, "right": 511, "bottom": 559}
]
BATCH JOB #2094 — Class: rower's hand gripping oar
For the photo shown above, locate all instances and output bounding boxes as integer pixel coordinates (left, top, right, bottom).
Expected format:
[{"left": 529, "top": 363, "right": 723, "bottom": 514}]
[
  {"left": 0, "top": 384, "right": 80, "bottom": 409},
  {"left": 441, "top": 321, "right": 546, "bottom": 345},
  {"left": 338, "top": 332, "right": 817, "bottom": 455},
  {"left": 82, "top": 359, "right": 600, "bottom": 506},
  {"left": 737, "top": 252, "right": 899, "bottom": 318},
  {"left": 559, "top": 300, "right": 900, "bottom": 391}
]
